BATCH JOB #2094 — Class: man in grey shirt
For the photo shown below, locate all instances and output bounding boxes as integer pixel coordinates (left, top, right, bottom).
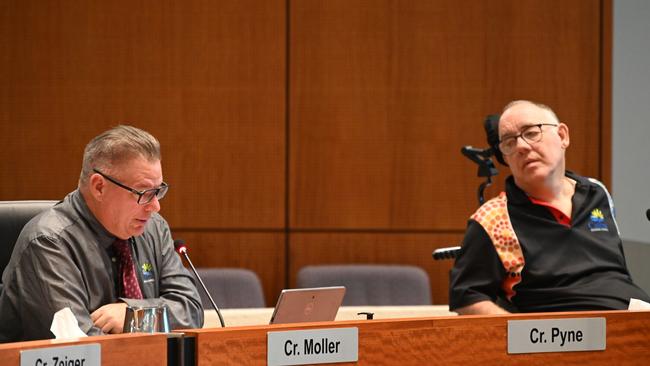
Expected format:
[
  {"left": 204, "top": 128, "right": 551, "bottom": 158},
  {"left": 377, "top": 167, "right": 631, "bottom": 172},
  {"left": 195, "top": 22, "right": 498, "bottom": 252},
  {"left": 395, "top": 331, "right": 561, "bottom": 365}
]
[{"left": 0, "top": 125, "right": 203, "bottom": 342}]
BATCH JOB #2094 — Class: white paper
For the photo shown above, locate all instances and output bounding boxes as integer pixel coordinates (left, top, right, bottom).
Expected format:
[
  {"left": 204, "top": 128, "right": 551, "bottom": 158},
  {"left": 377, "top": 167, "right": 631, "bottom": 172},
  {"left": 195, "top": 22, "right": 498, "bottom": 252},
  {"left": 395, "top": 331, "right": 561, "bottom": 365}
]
[
  {"left": 50, "top": 307, "right": 88, "bottom": 339},
  {"left": 628, "top": 298, "right": 650, "bottom": 310}
]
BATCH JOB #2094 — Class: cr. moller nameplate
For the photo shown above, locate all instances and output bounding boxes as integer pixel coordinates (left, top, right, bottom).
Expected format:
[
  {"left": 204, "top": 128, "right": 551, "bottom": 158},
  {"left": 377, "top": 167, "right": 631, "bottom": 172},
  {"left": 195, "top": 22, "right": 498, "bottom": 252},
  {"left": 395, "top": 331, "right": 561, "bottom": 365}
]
[
  {"left": 267, "top": 327, "right": 358, "bottom": 366},
  {"left": 508, "top": 317, "right": 606, "bottom": 354}
]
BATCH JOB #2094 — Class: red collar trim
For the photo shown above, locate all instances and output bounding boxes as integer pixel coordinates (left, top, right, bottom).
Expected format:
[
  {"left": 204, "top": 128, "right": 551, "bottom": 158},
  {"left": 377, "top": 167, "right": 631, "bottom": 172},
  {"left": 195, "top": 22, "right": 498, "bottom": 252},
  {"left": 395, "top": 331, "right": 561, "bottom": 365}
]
[{"left": 528, "top": 196, "right": 571, "bottom": 227}]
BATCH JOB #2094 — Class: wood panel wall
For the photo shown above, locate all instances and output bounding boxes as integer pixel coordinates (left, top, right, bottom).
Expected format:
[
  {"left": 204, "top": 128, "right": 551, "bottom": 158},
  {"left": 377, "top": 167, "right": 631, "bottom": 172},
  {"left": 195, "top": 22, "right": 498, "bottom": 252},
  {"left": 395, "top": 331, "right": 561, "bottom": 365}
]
[{"left": 0, "top": 0, "right": 610, "bottom": 307}]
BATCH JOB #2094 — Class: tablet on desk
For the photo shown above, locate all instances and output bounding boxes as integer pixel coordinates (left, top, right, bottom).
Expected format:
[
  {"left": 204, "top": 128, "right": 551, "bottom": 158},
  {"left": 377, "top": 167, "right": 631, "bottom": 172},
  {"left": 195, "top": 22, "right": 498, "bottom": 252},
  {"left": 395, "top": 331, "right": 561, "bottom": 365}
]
[{"left": 269, "top": 286, "right": 346, "bottom": 325}]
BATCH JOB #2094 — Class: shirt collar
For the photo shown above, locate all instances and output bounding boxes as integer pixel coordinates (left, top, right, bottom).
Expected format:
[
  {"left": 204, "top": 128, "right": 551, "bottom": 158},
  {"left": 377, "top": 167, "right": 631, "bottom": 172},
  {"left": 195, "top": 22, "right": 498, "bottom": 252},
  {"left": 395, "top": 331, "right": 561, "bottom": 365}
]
[
  {"left": 506, "top": 170, "right": 588, "bottom": 205},
  {"left": 68, "top": 189, "right": 120, "bottom": 249}
]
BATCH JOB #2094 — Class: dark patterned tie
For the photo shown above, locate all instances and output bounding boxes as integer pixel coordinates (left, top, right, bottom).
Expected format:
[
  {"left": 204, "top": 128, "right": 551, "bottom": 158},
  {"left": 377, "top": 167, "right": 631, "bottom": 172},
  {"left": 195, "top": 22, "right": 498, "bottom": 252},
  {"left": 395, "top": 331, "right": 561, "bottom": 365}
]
[{"left": 113, "top": 239, "right": 143, "bottom": 299}]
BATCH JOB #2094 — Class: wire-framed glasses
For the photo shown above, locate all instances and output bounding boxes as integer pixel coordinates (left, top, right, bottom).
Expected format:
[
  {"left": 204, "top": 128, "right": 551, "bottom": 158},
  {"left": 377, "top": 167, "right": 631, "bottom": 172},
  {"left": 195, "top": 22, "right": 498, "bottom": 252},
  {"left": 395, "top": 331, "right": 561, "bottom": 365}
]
[{"left": 498, "top": 123, "right": 558, "bottom": 155}]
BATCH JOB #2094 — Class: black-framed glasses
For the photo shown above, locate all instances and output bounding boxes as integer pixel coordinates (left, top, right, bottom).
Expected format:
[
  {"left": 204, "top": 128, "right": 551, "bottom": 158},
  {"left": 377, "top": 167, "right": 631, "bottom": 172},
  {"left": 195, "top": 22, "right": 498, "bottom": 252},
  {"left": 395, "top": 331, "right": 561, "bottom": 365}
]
[
  {"left": 498, "top": 123, "right": 559, "bottom": 155},
  {"left": 93, "top": 168, "right": 169, "bottom": 205}
]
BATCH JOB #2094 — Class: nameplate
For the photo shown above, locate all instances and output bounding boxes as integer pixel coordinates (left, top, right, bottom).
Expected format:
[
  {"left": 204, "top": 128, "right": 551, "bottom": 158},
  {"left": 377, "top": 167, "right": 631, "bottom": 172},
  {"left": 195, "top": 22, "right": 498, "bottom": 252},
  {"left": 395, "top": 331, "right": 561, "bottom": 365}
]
[
  {"left": 20, "top": 343, "right": 101, "bottom": 366},
  {"left": 508, "top": 317, "right": 606, "bottom": 354},
  {"left": 267, "top": 327, "right": 358, "bottom": 366}
]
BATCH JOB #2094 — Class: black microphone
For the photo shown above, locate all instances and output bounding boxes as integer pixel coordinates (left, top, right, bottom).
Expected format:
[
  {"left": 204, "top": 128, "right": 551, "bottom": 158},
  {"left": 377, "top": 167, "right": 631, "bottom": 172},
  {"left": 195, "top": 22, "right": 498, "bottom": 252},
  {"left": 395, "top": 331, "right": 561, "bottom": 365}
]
[
  {"left": 461, "top": 145, "right": 493, "bottom": 159},
  {"left": 174, "top": 239, "right": 225, "bottom": 327},
  {"left": 432, "top": 246, "right": 461, "bottom": 260},
  {"left": 646, "top": 209, "right": 650, "bottom": 222}
]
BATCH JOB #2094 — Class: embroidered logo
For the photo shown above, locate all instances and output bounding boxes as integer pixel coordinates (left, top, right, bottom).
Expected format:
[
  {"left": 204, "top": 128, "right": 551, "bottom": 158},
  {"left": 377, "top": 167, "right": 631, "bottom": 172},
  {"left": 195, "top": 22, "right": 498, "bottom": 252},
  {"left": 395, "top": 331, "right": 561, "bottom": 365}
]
[
  {"left": 588, "top": 208, "right": 609, "bottom": 232},
  {"left": 141, "top": 262, "right": 154, "bottom": 282}
]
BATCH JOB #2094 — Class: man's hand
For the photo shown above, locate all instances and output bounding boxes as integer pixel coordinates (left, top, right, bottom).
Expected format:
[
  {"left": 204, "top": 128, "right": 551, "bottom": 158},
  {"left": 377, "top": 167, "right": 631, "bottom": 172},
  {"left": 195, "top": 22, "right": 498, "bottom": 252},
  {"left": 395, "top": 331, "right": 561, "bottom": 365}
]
[
  {"left": 455, "top": 300, "right": 510, "bottom": 315},
  {"left": 90, "top": 302, "right": 128, "bottom": 334}
]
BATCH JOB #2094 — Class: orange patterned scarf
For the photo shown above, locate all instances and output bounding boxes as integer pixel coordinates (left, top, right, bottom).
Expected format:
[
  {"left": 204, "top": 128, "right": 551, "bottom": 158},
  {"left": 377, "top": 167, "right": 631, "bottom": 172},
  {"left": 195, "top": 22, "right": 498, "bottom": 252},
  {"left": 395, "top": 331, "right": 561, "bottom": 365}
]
[{"left": 471, "top": 192, "right": 524, "bottom": 301}]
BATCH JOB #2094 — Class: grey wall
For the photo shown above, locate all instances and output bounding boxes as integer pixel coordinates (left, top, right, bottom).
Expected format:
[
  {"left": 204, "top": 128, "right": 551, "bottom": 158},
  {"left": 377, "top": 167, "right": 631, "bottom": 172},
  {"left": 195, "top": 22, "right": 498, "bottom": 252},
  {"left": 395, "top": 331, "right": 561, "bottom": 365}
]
[
  {"left": 613, "top": 0, "right": 650, "bottom": 294},
  {"left": 613, "top": 0, "right": 650, "bottom": 244},
  {"left": 623, "top": 240, "right": 650, "bottom": 295}
]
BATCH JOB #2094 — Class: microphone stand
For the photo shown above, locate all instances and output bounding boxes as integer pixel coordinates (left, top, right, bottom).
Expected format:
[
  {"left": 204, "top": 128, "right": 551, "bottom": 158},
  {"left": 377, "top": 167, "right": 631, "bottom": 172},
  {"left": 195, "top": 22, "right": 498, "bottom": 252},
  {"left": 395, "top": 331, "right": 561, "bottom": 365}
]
[
  {"left": 433, "top": 145, "right": 500, "bottom": 261},
  {"left": 461, "top": 146, "right": 499, "bottom": 205},
  {"left": 177, "top": 247, "right": 226, "bottom": 327}
]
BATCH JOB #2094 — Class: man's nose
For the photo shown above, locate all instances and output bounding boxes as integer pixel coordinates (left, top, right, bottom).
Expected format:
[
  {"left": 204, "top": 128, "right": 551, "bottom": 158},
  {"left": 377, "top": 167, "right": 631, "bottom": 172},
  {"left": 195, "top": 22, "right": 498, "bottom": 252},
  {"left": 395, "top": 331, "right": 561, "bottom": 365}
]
[
  {"left": 513, "top": 135, "right": 532, "bottom": 152},
  {"left": 145, "top": 195, "right": 161, "bottom": 212}
]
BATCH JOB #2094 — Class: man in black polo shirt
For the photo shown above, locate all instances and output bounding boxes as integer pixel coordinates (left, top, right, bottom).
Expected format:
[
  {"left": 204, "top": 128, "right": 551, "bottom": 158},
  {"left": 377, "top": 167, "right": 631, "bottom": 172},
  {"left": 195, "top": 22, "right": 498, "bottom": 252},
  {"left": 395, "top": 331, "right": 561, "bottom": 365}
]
[{"left": 449, "top": 100, "right": 650, "bottom": 314}]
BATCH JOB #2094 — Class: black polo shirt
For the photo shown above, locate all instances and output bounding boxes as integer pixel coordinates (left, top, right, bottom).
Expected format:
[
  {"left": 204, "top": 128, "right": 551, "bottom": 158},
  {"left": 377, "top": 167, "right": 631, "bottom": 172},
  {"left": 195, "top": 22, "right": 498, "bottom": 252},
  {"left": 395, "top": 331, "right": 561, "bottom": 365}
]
[{"left": 449, "top": 171, "right": 650, "bottom": 312}]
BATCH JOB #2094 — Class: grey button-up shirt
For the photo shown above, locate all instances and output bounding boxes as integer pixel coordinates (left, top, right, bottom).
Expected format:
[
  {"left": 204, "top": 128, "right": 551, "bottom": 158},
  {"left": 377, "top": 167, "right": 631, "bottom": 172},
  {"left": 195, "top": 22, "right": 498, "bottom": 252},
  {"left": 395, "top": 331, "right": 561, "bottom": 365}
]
[{"left": 0, "top": 190, "right": 204, "bottom": 342}]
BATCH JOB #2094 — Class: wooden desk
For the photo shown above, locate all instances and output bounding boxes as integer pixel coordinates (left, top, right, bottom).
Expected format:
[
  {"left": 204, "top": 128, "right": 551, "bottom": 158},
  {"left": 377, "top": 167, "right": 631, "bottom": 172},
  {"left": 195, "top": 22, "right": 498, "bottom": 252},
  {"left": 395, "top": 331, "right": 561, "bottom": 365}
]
[
  {"left": 0, "top": 333, "right": 168, "bottom": 366},
  {"left": 205, "top": 305, "right": 455, "bottom": 327},
  {"left": 186, "top": 310, "right": 650, "bottom": 365}
]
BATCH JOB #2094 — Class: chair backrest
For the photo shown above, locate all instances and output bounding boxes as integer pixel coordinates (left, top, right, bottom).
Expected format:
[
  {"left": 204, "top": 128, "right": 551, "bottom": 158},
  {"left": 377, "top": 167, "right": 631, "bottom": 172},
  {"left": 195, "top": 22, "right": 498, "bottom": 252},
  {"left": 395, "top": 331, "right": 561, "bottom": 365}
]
[
  {"left": 296, "top": 264, "right": 432, "bottom": 306},
  {"left": 0, "top": 200, "right": 58, "bottom": 281},
  {"left": 195, "top": 268, "right": 265, "bottom": 309}
]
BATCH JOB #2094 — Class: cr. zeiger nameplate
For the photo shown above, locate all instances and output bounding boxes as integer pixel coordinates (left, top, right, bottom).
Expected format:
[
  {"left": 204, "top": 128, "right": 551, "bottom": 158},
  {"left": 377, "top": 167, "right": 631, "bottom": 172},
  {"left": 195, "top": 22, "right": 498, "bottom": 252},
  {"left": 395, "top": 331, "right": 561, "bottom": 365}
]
[
  {"left": 508, "top": 317, "right": 606, "bottom": 354},
  {"left": 21, "top": 343, "right": 101, "bottom": 366},
  {"left": 268, "top": 327, "right": 358, "bottom": 366}
]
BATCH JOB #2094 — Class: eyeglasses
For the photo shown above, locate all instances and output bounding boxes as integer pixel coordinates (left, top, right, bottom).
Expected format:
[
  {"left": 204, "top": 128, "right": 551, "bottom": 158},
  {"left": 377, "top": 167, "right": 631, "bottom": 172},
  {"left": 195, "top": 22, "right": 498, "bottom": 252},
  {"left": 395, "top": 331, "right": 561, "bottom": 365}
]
[
  {"left": 498, "top": 123, "right": 559, "bottom": 155},
  {"left": 93, "top": 168, "right": 169, "bottom": 205}
]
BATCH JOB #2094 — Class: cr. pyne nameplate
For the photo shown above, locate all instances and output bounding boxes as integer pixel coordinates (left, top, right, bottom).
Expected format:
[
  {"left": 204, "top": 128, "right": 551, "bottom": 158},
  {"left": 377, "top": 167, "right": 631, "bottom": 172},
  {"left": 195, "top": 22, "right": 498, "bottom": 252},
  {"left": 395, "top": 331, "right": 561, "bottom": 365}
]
[
  {"left": 20, "top": 343, "right": 101, "bottom": 366},
  {"left": 268, "top": 327, "right": 358, "bottom": 366},
  {"left": 508, "top": 317, "right": 606, "bottom": 354}
]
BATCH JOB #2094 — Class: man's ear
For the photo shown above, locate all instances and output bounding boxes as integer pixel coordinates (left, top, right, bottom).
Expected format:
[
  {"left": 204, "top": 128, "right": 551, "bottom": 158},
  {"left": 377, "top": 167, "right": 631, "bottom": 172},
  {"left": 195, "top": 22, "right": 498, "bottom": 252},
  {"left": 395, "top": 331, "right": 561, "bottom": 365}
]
[
  {"left": 502, "top": 152, "right": 511, "bottom": 167},
  {"left": 558, "top": 122, "right": 570, "bottom": 149},
  {"left": 88, "top": 173, "right": 106, "bottom": 202}
]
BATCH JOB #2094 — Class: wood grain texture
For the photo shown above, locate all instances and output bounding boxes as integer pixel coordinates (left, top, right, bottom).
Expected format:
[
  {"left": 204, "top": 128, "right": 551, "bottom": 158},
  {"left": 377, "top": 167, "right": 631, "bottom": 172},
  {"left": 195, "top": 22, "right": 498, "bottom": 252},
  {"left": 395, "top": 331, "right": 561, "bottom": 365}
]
[
  {"left": 289, "top": 232, "right": 461, "bottom": 304},
  {"left": 174, "top": 231, "right": 286, "bottom": 307},
  {"left": 0, "top": 0, "right": 286, "bottom": 229},
  {"left": 600, "top": 0, "right": 613, "bottom": 188},
  {"left": 0, "top": 333, "right": 167, "bottom": 366},
  {"left": 187, "top": 310, "right": 650, "bottom": 365},
  {"left": 1, "top": 0, "right": 611, "bottom": 313},
  {"left": 290, "top": 0, "right": 605, "bottom": 229}
]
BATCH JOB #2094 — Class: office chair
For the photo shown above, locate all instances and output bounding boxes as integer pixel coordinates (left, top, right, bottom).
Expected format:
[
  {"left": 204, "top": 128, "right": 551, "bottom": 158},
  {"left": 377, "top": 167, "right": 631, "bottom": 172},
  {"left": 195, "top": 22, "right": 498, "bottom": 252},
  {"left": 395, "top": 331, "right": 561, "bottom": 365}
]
[
  {"left": 0, "top": 200, "right": 58, "bottom": 292},
  {"left": 296, "top": 264, "right": 432, "bottom": 306},
  {"left": 195, "top": 268, "right": 266, "bottom": 309}
]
